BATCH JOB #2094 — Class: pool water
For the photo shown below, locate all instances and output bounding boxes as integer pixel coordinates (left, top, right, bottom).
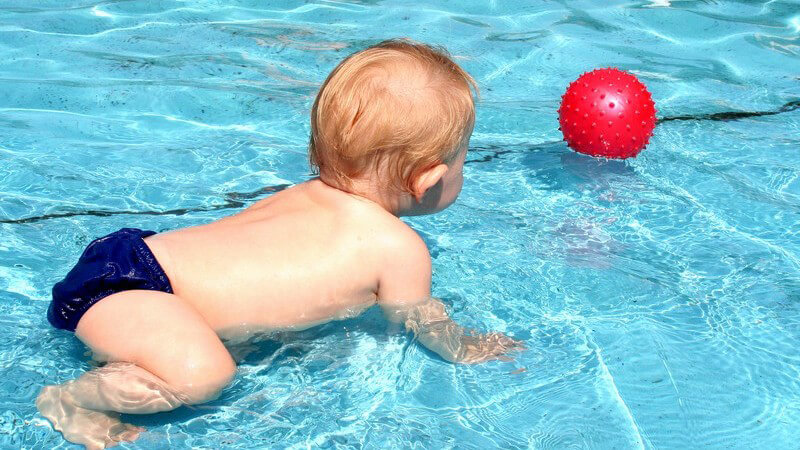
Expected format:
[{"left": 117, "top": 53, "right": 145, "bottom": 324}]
[{"left": 2, "top": 1, "right": 799, "bottom": 448}]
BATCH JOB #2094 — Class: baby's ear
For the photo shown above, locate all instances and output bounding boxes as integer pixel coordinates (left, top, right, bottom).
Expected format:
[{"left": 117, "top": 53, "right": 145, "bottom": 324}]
[{"left": 412, "top": 163, "right": 448, "bottom": 202}]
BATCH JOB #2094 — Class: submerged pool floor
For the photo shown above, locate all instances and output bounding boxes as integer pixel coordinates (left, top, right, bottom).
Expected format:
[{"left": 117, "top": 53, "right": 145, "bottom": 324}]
[{"left": 1, "top": 1, "right": 799, "bottom": 448}]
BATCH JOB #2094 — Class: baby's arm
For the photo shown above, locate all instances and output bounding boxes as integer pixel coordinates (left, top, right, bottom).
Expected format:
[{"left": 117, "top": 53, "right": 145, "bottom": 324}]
[
  {"left": 382, "top": 296, "right": 524, "bottom": 364},
  {"left": 376, "top": 227, "right": 524, "bottom": 364}
]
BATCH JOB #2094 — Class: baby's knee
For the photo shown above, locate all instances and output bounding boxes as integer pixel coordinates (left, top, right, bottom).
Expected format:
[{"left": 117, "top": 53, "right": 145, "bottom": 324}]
[{"left": 169, "top": 352, "right": 236, "bottom": 405}]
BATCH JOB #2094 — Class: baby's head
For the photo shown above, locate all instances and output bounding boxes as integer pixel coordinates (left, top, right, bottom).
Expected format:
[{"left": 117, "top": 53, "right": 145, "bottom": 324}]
[{"left": 309, "top": 38, "right": 478, "bottom": 216}]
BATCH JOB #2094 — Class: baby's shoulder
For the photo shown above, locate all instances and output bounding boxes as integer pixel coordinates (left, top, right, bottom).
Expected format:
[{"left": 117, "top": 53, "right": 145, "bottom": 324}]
[
  {"left": 372, "top": 217, "right": 430, "bottom": 270},
  {"left": 338, "top": 202, "right": 428, "bottom": 263},
  {"left": 292, "top": 180, "right": 430, "bottom": 262}
]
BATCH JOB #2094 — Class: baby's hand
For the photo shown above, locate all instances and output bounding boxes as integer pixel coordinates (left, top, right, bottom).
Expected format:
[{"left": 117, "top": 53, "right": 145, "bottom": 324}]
[
  {"left": 456, "top": 331, "right": 526, "bottom": 364},
  {"left": 383, "top": 297, "right": 526, "bottom": 365}
]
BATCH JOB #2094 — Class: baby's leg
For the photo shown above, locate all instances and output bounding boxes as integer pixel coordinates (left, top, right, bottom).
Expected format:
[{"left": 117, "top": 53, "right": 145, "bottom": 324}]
[{"left": 36, "top": 290, "right": 235, "bottom": 449}]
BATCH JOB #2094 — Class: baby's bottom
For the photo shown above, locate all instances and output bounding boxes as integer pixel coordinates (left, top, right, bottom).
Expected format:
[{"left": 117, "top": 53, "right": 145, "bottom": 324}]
[{"left": 36, "top": 290, "right": 236, "bottom": 449}]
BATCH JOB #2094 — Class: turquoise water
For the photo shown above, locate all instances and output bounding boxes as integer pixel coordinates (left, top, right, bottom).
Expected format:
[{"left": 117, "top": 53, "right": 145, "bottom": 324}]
[{"left": 2, "top": 0, "right": 799, "bottom": 448}]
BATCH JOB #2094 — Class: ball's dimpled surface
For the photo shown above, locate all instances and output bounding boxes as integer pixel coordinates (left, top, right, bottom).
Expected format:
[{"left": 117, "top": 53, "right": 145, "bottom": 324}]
[{"left": 558, "top": 68, "right": 657, "bottom": 159}]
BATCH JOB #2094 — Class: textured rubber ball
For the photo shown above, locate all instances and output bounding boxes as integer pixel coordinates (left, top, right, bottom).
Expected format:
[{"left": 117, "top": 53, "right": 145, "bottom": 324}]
[{"left": 558, "top": 68, "right": 656, "bottom": 159}]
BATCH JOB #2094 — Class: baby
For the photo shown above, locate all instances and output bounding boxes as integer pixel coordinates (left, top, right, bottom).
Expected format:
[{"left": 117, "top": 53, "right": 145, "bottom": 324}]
[{"left": 36, "top": 38, "right": 524, "bottom": 449}]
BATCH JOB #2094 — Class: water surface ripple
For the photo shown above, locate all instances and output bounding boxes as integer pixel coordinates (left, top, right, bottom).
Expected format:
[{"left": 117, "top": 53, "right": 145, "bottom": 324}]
[{"left": 1, "top": 1, "right": 799, "bottom": 449}]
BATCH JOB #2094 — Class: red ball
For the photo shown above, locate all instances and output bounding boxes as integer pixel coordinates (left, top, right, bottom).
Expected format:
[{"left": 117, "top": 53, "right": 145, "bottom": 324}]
[{"left": 558, "top": 68, "right": 657, "bottom": 159}]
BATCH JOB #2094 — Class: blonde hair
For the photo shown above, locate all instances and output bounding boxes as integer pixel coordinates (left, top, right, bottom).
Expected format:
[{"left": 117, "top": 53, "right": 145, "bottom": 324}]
[{"left": 309, "top": 38, "right": 478, "bottom": 194}]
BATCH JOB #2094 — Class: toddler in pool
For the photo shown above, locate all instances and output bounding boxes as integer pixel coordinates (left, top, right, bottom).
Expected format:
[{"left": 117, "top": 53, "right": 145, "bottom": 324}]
[{"left": 37, "top": 38, "right": 524, "bottom": 449}]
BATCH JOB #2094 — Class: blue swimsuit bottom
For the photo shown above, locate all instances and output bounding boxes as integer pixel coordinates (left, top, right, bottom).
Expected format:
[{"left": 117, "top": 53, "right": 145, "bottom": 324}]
[{"left": 48, "top": 227, "right": 174, "bottom": 332}]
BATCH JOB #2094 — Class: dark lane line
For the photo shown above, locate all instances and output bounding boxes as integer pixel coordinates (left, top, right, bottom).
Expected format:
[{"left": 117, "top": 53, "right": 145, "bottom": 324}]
[
  {"left": 2, "top": 99, "right": 798, "bottom": 225},
  {"left": 657, "top": 99, "right": 800, "bottom": 123},
  {"left": 0, "top": 185, "right": 290, "bottom": 225}
]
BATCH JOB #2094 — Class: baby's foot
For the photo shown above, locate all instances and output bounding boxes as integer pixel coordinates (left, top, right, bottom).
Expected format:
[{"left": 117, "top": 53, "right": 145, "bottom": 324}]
[{"left": 36, "top": 385, "right": 145, "bottom": 449}]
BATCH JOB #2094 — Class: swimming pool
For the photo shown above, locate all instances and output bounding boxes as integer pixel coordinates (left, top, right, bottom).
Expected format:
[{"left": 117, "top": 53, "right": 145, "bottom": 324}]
[{"left": 2, "top": 0, "right": 799, "bottom": 448}]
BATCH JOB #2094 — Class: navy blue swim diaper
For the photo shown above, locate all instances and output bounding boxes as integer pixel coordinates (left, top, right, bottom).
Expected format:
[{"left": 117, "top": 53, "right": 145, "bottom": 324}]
[{"left": 48, "top": 227, "right": 173, "bottom": 332}]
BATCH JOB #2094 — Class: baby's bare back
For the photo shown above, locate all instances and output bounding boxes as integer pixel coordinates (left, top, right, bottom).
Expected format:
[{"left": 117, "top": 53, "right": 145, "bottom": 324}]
[{"left": 143, "top": 180, "right": 394, "bottom": 340}]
